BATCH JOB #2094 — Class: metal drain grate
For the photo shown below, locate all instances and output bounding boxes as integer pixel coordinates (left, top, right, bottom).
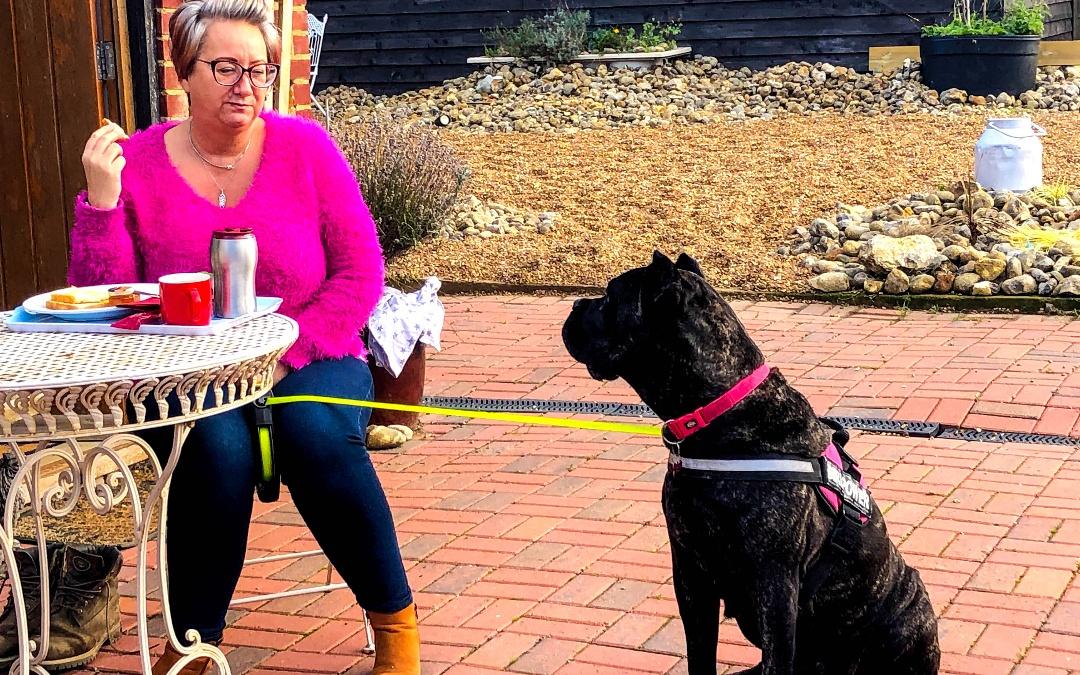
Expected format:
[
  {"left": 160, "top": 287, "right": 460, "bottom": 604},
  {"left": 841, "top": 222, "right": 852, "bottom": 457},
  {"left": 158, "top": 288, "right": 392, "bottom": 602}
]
[
  {"left": 422, "top": 396, "right": 632, "bottom": 416},
  {"left": 822, "top": 416, "right": 940, "bottom": 438},
  {"left": 420, "top": 396, "right": 1078, "bottom": 446}
]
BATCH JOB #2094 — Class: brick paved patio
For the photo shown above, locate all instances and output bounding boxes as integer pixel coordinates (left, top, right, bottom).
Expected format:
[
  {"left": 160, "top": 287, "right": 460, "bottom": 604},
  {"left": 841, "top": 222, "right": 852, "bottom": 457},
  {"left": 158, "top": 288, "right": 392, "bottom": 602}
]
[{"left": 76, "top": 297, "right": 1079, "bottom": 674}]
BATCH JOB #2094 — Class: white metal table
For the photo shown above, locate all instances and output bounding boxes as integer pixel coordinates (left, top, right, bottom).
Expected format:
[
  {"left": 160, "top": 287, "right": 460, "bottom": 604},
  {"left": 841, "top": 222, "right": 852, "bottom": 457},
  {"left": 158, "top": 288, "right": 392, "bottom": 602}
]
[{"left": 0, "top": 313, "right": 298, "bottom": 675}]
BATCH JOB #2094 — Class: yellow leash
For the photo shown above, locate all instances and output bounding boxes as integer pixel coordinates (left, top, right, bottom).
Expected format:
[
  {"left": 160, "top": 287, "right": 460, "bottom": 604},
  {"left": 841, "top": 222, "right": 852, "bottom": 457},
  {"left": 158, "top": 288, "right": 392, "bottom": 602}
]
[
  {"left": 253, "top": 395, "right": 659, "bottom": 502},
  {"left": 263, "top": 395, "right": 662, "bottom": 437}
]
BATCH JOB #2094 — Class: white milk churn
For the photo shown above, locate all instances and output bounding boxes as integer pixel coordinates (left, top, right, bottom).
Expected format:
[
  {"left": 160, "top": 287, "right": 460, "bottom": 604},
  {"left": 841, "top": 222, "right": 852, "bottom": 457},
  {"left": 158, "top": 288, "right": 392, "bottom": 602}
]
[{"left": 974, "top": 117, "right": 1046, "bottom": 193}]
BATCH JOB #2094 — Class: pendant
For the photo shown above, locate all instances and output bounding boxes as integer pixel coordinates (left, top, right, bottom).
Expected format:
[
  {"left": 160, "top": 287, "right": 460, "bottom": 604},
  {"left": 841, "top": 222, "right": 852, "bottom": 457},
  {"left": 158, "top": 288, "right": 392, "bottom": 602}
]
[{"left": 218, "top": 189, "right": 227, "bottom": 208}]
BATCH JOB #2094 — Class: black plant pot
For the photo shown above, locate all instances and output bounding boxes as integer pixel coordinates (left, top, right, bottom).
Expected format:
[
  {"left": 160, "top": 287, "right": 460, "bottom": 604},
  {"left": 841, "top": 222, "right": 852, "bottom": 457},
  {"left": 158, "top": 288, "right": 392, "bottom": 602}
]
[{"left": 920, "top": 35, "right": 1040, "bottom": 96}]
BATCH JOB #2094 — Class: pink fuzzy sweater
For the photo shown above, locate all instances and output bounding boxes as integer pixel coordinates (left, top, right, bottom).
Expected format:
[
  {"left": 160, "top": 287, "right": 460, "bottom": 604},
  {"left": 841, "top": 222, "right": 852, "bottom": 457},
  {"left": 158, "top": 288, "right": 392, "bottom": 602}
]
[{"left": 69, "top": 111, "right": 385, "bottom": 370}]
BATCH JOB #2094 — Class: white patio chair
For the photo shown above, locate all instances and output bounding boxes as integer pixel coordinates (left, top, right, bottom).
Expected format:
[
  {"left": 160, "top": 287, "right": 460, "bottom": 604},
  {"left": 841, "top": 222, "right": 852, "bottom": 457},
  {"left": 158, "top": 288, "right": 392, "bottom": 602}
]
[
  {"left": 230, "top": 525, "right": 376, "bottom": 655},
  {"left": 308, "top": 12, "right": 330, "bottom": 121},
  {"left": 229, "top": 483, "right": 376, "bottom": 655}
]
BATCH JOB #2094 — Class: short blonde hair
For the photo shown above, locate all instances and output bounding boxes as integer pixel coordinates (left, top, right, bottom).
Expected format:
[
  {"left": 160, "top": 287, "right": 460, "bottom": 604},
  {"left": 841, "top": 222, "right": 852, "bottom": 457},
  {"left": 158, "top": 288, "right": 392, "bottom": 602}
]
[{"left": 170, "top": 0, "right": 282, "bottom": 80}]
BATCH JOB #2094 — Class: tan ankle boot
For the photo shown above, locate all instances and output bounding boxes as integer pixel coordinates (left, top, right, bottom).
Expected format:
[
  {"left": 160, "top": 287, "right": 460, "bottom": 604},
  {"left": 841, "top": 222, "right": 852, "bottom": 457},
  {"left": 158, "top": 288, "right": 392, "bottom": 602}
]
[
  {"left": 369, "top": 603, "right": 420, "bottom": 675},
  {"left": 151, "top": 643, "right": 213, "bottom": 675}
]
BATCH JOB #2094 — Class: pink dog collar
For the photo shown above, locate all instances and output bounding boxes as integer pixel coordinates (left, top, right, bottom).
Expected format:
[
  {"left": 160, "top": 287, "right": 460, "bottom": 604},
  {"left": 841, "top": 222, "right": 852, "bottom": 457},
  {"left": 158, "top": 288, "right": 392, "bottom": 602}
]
[{"left": 663, "top": 363, "right": 771, "bottom": 442}]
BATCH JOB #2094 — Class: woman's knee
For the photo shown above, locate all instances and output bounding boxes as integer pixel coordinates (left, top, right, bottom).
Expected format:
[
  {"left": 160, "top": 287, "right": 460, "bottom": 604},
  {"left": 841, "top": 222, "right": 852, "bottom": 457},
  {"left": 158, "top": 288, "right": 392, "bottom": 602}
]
[
  {"left": 275, "top": 401, "right": 370, "bottom": 468},
  {"left": 272, "top": 357, "right": 376, "bottom": 464}
]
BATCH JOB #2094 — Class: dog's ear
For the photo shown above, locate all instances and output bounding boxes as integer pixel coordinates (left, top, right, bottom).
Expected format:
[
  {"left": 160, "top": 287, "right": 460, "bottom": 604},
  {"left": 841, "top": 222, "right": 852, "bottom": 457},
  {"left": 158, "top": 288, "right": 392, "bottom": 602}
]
[
  {"left": 647, "top": 250, "right": 677, "bottom": 285},
  {"left": 675, "top": 253, "right": 704, "bottom": 278},
  {"left": 651, "top": 250, "right": 674, "bottom": 269},
  {"left": 644, "top": 250, "right": 681, "bottom": 306}
]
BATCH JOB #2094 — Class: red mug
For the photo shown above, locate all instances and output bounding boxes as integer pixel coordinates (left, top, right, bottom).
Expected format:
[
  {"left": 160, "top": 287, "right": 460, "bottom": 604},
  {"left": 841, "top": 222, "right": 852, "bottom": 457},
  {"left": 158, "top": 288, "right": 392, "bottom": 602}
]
[{"left": 159, "top": 273, "right": 213, "bottom": 326}]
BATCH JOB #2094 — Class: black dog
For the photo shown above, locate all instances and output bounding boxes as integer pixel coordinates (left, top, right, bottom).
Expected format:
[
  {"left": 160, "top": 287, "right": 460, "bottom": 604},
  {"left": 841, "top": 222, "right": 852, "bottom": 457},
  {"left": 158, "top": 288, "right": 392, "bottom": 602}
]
[{"left": 562, "top": 252, "right": 939, "bottom": 675}]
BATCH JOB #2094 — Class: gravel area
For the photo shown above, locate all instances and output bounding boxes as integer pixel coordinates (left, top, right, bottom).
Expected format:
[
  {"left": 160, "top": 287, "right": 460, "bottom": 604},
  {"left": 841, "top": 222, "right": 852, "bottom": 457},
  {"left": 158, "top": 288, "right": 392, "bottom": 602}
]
[{"left": 386, "top": 110, "right": 1080, "bottom": 291}]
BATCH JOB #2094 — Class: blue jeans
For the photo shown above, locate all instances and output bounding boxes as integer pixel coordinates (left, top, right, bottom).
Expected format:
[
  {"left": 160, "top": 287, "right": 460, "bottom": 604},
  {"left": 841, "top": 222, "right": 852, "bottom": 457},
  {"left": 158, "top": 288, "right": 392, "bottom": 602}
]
[{"left": 140, "top": 357, "right": 412, "bottom": 644}]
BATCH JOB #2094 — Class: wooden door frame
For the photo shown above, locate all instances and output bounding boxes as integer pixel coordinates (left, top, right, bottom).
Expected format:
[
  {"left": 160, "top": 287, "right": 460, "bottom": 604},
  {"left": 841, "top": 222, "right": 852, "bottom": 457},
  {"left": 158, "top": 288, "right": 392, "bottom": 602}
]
[
  {"left": 93, "top": 0, "right": 137, "bottom": 131},
  {"left": 125, "top": 0, "right": 159, "bottom": 127},
  {"left": 113, "top": 0, "right": 137, "bottom": 129}
]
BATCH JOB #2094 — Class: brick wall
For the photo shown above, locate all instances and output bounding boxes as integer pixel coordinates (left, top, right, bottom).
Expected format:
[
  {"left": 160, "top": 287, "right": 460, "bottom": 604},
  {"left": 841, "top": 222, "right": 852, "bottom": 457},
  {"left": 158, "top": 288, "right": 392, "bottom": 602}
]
[{"left": 155, "top": 0, "right": 312, "bottom": 120}]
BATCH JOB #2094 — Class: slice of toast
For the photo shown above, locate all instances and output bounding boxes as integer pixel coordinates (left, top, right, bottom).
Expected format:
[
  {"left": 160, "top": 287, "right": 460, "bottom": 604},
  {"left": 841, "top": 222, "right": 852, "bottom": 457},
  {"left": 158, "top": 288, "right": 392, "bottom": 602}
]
[
  {"left": 46, "top": 286, "right": 112, "bottom": 310},
  {"left": 45, "top": 298, "right": 112, "bottom": 310},
  {"left": 107, "top": 286, "right": 140, "bottom": 305}
]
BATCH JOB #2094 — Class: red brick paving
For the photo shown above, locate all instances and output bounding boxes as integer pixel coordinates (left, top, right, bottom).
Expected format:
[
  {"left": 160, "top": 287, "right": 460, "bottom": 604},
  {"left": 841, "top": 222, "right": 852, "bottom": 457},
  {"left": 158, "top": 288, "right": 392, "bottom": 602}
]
[{"left": 66, "top": 298, "right": 1079, "bottom": 674}]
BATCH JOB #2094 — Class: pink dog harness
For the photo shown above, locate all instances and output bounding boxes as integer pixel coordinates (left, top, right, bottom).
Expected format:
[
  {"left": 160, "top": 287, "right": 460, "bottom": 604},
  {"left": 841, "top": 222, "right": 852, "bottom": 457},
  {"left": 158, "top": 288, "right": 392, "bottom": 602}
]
[
  {"left": 662, "top": 363, "right": 874, "bottom": 599},
  {"left": 662, "top": 363, "right": 872, "bottom": 520}
]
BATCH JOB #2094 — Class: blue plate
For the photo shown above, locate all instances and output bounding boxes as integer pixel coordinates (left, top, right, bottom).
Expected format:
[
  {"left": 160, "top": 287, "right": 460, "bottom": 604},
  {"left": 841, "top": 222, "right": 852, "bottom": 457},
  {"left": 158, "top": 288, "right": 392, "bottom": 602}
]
[{"left": 21, "top": 283, "right": 158, "bottom": 322}]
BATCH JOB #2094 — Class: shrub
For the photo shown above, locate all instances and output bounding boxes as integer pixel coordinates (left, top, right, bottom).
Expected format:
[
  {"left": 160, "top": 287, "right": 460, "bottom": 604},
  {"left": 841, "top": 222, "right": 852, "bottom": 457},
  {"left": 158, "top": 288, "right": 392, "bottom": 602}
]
[
  {"left": 1001, "top": 0, "right": 1048, "bottom": 34},
  {"left": 921, "top": 0, "right": 1046, "bottom": 36},
  {"left": 483, "top": 8, "right": 590, "bottom": 62},
  {"left": 332, "top": 115, "right": 468, "bottom": 256}
]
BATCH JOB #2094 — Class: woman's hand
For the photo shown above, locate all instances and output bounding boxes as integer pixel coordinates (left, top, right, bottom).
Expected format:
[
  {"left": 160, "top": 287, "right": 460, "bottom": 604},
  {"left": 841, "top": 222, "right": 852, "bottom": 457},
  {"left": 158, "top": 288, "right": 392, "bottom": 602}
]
[
  {"left": 272, "top": 363, "right": 290, "bottom": 385},
  {"left": 82, "top": 119, "right": 129, "bottom": 210}
]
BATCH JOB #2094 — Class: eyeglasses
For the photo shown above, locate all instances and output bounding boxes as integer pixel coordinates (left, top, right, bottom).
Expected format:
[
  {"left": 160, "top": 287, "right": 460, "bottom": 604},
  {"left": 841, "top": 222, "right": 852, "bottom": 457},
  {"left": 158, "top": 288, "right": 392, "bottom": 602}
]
[{"left": 198, "top": 59, "right": 280, "bottom": 88}]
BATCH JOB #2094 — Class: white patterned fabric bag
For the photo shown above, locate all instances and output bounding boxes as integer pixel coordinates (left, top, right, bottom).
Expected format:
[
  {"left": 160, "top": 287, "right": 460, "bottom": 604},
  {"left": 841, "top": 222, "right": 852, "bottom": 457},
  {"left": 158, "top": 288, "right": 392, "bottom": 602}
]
[{"left": 366, "top": 277, "right": 444, "bottom": 378}]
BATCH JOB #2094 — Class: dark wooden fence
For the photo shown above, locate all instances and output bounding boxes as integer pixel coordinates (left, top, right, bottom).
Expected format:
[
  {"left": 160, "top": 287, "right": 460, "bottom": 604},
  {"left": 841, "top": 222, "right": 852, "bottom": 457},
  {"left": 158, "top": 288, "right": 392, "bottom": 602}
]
[
  {"left": 308, "top": 0, "right": 1078, "bottom": 95},
  {"left": 1, "top": 0, "right": 102, "bottom": 310}
]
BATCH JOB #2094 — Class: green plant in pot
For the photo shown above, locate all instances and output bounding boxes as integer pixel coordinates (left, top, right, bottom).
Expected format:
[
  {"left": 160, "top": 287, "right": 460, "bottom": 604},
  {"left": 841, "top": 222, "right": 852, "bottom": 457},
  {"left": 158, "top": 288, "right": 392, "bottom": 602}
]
[
  {"left": 919, "top": 0, "right": 1047, "bottom": 96},
  {"left": 588, "top": 21, "right": 682, "bottom": 53},
  {"left": 482, "top": 8, "right": 590, "bottom": 62}
]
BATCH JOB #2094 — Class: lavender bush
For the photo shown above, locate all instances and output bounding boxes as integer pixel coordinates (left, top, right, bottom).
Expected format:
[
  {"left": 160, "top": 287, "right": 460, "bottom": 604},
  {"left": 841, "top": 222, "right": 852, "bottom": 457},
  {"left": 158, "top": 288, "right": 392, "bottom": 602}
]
[{"left": 333, "top": 115, "right": 468, "bottom": 255}]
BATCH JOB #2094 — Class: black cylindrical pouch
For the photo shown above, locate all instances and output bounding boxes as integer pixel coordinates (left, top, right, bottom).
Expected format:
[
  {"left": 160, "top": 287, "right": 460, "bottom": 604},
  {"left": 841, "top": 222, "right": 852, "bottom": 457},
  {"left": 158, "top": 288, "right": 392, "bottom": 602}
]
[{"left": 253, "top": 396, "right": 280, "bottom": 503}]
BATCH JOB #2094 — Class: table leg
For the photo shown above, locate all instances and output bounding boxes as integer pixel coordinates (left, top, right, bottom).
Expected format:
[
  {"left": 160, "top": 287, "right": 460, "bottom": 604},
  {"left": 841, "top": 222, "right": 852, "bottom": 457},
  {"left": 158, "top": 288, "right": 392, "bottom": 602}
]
[
  {"left": 1, "top": 440, "right": 55, "bottom": 675},
  {"left": 135, "top": 423, "right": 230, "bottom": 675}
]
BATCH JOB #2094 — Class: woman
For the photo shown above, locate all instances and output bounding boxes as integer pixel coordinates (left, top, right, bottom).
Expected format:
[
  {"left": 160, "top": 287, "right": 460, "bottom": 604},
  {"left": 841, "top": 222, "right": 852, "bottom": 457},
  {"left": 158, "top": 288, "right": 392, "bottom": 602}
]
[{"left": 70, "top": 1, "right": 419, "bottom": 673}]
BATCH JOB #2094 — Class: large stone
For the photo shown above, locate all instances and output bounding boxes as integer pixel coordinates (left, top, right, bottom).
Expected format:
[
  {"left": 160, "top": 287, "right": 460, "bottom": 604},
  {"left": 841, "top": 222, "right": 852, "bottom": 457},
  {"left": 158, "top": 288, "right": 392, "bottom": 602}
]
[
  {"left": 1001, "top": 274, "right": 1037, "bottom": 295},
  {"left": 812, "top": 260, "right": 845, "bottom": 274},
  {"left": 808, "top": 272, "right": 850, "bottom": 293},
  {"left": 812, "top": 218, "right": 841, "bottom": 240},
  {"left": 1052, "top": 276, "right": 1080, "bottom": 296},
  {"left": 941, "top": 245, "right": 978, "bottom": 264},
  {"left": 859, "top": 234, "right": 940, "bottom": 274},
  {"left": 953, "top": 272, "right": 982, "bottom": 294},
  {"left": 933, "top": 269, "right": 956, "bottom": 293},
  {"left": 972, "top": 281, "right": 995, "bottom": 296},
  {"left": 844, "top": 224, "right": 870, "bottom": 240},
  {"left": 910, "top": 274, "right": 935, "bottom": 293},
  {"left": 1002, "top": 195, "right": 1031, "bottom": 220},
  {"left": 970, "top": 190, "right": 994, "bottom": 211},
  {"left": 883, "top": 268, "right": 910, "bottom": 294},
  {"left": 974, "top": 257, "right": 1006, "bottom": 281},
  {"left": 863, "top": 279, "right": 884, "bottom": 294}
]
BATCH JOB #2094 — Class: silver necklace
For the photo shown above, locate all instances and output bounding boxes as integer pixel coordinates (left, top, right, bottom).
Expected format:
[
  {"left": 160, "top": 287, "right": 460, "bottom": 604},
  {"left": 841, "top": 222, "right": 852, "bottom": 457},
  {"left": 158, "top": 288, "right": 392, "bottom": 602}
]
[
  {"left": 187, "top": 122, "right": 251, "bottom": 208},
  {"left": 204, "top": 168, "right": 229, "bottom": 209},
  {"left": 187, "top": 121, "right": 251, "bottom": 170}
]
